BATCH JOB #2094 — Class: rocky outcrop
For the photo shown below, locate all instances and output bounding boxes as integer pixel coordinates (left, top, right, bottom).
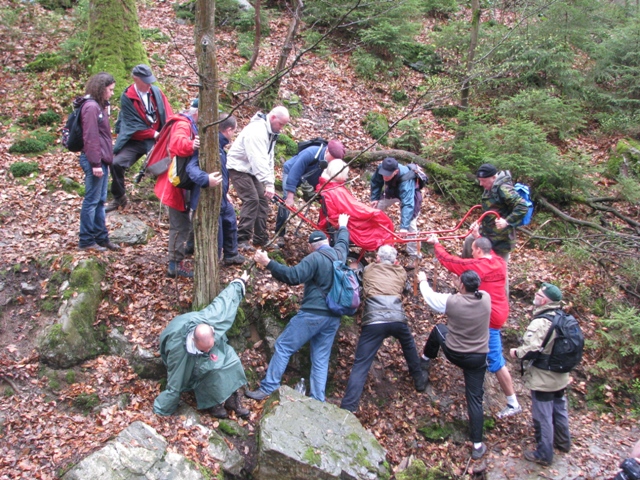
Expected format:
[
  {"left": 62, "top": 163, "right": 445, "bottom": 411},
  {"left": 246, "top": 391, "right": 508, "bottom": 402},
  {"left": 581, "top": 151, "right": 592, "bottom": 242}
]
[
  {"left": 107, "top": 213, "right": 154, "bottom": 245},
  {"left": 254, "top": 386, "right": 389, "bottom": 480}
]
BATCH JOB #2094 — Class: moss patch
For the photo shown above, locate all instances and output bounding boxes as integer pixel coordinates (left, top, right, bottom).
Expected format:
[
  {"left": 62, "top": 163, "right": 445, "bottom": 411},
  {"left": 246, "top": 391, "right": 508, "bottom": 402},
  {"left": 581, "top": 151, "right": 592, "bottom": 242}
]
[{"left": 302, "top": 447, "right": 321, "bottom": 466}]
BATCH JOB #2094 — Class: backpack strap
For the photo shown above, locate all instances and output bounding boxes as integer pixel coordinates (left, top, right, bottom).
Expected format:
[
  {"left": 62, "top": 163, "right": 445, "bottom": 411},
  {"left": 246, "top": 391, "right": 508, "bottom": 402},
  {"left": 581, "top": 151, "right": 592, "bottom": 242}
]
[
  {"left": 538, "top": 310, "right": 562, "bottom": 351},
  {"left": 317, "top": 248, "right": 338, "bottom": 297}
]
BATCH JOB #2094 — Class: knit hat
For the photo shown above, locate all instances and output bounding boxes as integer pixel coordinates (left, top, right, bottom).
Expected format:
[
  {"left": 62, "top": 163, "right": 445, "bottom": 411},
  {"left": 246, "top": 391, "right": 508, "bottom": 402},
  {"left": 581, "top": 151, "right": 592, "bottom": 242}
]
[
  {"left": 131, "top": 64, "right": 156, "bottom": 84},
  {"left": 327, "top": 139, "right": 346, "bottom": 159},
  {"left": 476, "top": 163, "right": 498, "bottom": 178},
  {"left": 191, "top": 98, "right": 199, "bottom": 108},
  {"left": 308, "top": 230, "right": 327, "bottom": 244},
  {"left": 541, "top": 283, "right": 562, "bottom": 302},
  {"left": 379, "top": 157, "right": 399, "bottom": 177}
]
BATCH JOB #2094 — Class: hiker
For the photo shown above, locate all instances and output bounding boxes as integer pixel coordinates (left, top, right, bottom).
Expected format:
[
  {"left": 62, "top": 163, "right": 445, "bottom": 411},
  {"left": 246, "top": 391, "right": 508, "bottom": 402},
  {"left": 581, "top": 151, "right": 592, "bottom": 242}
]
[
  {"left": 76, "top": 72, "right": 121, "bottom": 252},
  {"left": 106, "top": 64, "right": 172, "bottom": 213},
  {"left": 463, "top": 163, "right": 529, "bottom": 294},
  {"left": 275, "top": 138, "right": 346, "bottom": 246},
  {"left": 151, "top": 99, "right": 222, "bottom": 278},
  {"left": 217, "top": 113, "right": 246, "bottom": 266},
  {"left": 426, "top": 234, "right": 521, "bottom": 419},
  {"left": 340, "top": 245, "right": 427, "bottom": 413},
  {"left": 226, "top": 106, "right": 290, "bottom": 250},
  {"left": 418, "top": 269, "right": 491, "bottom": 460},
  {"left": 246, "top": 214, "right": 350, "bottom": 402},
  {"left": 510, "top": 283, "right": 571, "bottom": 466},
  {"left": 153, "top": 271, "right": 251, "bottom": 419},
  {"left": 370, "top": 157, "right": 420, "bottom": 257},
  {"left": 316, "top": 160, "right": 394, "bottom": 251}
]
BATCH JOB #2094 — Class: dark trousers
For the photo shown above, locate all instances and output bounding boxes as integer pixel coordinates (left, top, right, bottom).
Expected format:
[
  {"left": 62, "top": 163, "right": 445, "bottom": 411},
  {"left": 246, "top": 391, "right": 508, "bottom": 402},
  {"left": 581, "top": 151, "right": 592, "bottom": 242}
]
[
  {"left": 531, "top": 389, "right": 571, "bottom": 463},
  {"left": 168, "top": 206, "right": 192, "bottom": 263},
  {"left": 228, "top": 170, "right": 269, "bottom": 245},
  {"left": 424, "top": 325, "right": 487, "bottom": 443},
  {"left": 218, "top": 200, "right": 239, "bottom": 258},
  {"left": 110, "top": 141, "right": 149, "bottom": 199},
  {"left": 341, "top": 322, "right": 422, "bottom": 412}
]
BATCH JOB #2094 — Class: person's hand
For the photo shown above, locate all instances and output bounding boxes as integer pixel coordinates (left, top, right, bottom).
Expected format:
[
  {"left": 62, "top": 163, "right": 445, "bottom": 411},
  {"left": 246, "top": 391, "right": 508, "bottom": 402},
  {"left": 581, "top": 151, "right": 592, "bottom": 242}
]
[
  {"left": 154, "top": 131, "right": 160, "bottom": 140},
  {"left": 338, "top": 214, "right": 350, "bottom": 228},
  {"left": 417, "top": 271, "right": 427, "bottom": 283},
  {"left": 226, "top": 194, "right": 233, "bottom": 203},
  {"left": 285, "top": 192, "right": 295, "bottom": 206},
  {"left": 240, "top": 270, "right": 250, "bottom": 283},
  {"left": 208, "top": 172, "right": 222, "bottom": 187},
  {"left": 92, "top": 167, "right": 103, "bottom": 177},
  {"left": 470, "top": 222, "right": 480, "bottom": 239},
  {"left": 426, "top": 233, "right": 439, "bottom": 245},
  {"left": 209, "top": 353, "right": 218, "bottom": 362},
  {"left": 495, "top": 218, "right": 508, "bottom": 230},
  {"left": 193, "top": 135, "right": 200, "bottom": 150},
  {"left": 371, "top": 200, "right": 379, "bottom": 209},
  {"left": 399, "top": 229, "right": 408, "bottom": 235},
  {"left": 254, "top": 249, "right": 270, "bottom": 267},
  {"left": 264, "top": 185, "right": 275, "bottom": 199},
  {"left": 509, "top": 348, "right": 517, "bottom": 359}
]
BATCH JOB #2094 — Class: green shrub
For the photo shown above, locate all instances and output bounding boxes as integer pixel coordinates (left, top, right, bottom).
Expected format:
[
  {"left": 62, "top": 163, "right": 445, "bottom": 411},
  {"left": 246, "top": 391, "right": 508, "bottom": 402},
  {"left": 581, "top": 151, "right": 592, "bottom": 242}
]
[
  {"left": 37, "top": 0, "right": 75, "bottom": 10},
  {"left": 234, "top": 9, "right": 270, "bottom": 36},
  {"left": 24, "top": 52, "right": 63, "bottom": 72},
  {"left": 173, "top": 0, "right": 195, "bottom": 22},
  {"left": 392, "top": 119, "right": 423, "bottom": 153},
  {"left": 399, "top": 42, "right": 443, "bottom": 74},
  {"left": 140, "top": 28, "right": 170, "bottom": 42},
  {"left": 351, "top": 48, "right": 388, "bottom": 81},
  {"left": 9, "top": 138, "right": 48, "bottom": 154},
  {"left": 37, "top": 110, "right": 61, "bottom": 126},
  {"left": 420, "top": 0, "right": 458, "bottom": 16},
  {"left": 302, "top": 30, "right": 330, "bottom": 57},
  {"left": 226, "top": 64, "right": 272, "bottom": 98},
  {"left": 282, "top": 94, "right": 303, "bottom": 118},
  {"left": 73, "top": 392, "right": 100, "bottom": 413},
  {"left": 597, "top": 306, "right": 640, "bottom": 366},
  {"left": 237, "top": 31, "right": 256, "bottom": 60},
  {"left": 363, "top": 111, "right": 389, "bottom": 145},
  {"left": 391, "top": 89, "right": 408, "bottom": 104},
  {"left": 431, "top": 106, "right": 459, "bottom": 118},
  {"left": 9, "top": 162, "right": 39, "bottom": 177},
  {"left": 276, "top": 134, "right": 298, "bottom": 160}
]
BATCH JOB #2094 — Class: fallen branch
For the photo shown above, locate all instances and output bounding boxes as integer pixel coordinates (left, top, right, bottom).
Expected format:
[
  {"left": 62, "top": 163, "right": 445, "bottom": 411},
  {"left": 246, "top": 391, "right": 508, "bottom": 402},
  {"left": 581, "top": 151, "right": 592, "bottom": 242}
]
[{"left": 0, "top": 374, "right": 20, "bottom": 394}]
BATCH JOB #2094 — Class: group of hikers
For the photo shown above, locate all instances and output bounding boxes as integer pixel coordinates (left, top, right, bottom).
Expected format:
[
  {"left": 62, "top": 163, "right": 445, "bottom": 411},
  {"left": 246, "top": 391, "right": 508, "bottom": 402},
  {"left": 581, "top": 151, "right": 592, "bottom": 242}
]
[{"left": 73, "top": 66, "right": 573, "bottom": 466}]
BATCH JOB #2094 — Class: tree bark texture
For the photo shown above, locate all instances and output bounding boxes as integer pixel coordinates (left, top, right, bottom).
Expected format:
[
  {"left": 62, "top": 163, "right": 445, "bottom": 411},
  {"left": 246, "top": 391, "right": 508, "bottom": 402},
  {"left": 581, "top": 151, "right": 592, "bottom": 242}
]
[
  {"left": 274, "top": 0, "right": 303, "bottom": 79},
  {"left": 85, "top": 0, "right": 149, "bottom": 97},
  {"left": 247, "top": 0, "right": 261, "bottom": 71},
  {"left": 194, "top": 0, "right": 222, "bottom": 307}
]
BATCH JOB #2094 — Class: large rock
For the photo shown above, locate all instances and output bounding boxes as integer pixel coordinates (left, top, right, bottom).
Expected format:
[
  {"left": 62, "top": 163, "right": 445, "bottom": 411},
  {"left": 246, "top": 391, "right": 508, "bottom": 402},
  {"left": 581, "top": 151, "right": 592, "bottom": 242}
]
[
  {"left": 63, "top": 421, "right": 203, "bottom": 480},
  {"left": 254, "top": 386, "right": 389, "bottom": 480},
  {"left": 108, "top": 213, "right": 154, "bottom": 245},
  {"left": 108, "top": 329, "right": 166, "bottom": 379},
  {"left": 37, "top": 259, "right": 107, "bottom": 368}
]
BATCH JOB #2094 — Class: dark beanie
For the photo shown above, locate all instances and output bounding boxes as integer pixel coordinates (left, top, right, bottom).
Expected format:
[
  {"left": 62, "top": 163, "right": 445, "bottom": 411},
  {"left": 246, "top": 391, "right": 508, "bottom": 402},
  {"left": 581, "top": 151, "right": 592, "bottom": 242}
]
[
  {"left": 379, "top": 157, "right": 399, "bottom": 176},
  {"left": 541, "top": 283, "right": 562, "bottom": 302},
  {"left": 308, "top": 230, "right": 328, "bottom": 243},
  {"left": 327, "top": 139, "right": 346, "bottom": 159},
  {"left": 476, "top": 163, "right": 498, "bottom": 178}
]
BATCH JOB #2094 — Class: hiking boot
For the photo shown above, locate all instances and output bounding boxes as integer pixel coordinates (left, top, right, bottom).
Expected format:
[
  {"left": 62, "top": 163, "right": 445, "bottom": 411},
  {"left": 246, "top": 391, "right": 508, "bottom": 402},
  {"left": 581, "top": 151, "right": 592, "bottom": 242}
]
[
  {"left": 414, "top": 371, "right": 429, "bottom": 392},
  {"left": 523, "top": 449, "right": 550, "bottom": 466},
  {"left": 554, "top": 443, "right": 570, "bottom": 453},
  {"left": 471, "top": 443, "right": 487, "bottom": 460},
  {"left": 210, "top": 403, "right": 228, "bottom": 419},
  {"left": 224, "top": 391, "right": 250, "bottom": 418},
  {"left": 167, "top": 261, "right": 194, "bottom": 278},
  {"left": 245, "top": 389, "right": 270, "bottom": 401},
  {"left": 420, "top": 357, "right": 432, "bottom": 372},
  {"left": 223, "top": 254, "right": 246, "bottom": 266},
  {"left": 98, "top": 241, "right": 121, "bottom": 251},
  {"left": 105, "top": 196, "right": 127, "bottom": 213},
  {"left": 238, "top": 242, "right": 255, "bottom": 252},
  {"left": 185, "top": 241, "right": 194, "bottom": 255},
  {"left": 496, "top": 404, "right": 522, "bottom": 419},
  {"left": 79, "top": 243, "right": 107, "bottom": 252}
]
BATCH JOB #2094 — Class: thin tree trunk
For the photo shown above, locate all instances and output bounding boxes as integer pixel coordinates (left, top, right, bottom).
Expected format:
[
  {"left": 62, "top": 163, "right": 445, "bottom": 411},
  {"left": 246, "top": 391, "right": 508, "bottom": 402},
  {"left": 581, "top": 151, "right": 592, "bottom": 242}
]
[
  {"left": 194, "top": 0, "right": 222, "bottom": 307},
  {"left": 247, "top": 0, "right": 261, "bottom": 71},
  {"left": 274, "top": 0, "right": 304, "bottom": 76},
  {"left": 460, "top": 0, "right": 481, "bottom": 112}
]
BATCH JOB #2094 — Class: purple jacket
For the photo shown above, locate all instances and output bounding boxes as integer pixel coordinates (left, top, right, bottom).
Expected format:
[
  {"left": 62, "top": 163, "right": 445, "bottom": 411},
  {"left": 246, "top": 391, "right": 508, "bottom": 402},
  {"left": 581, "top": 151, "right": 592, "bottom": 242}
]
[{"left": 76, "top": 96, "right": 113, "bottom": 168}]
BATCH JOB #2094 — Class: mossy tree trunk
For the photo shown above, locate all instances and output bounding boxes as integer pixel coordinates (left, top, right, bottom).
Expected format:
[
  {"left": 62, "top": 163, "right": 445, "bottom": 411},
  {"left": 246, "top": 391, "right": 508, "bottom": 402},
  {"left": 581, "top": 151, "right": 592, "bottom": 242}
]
[
  {"left": 84, "top": 0, "right": 149, "bottom": 97},
  {"left": 193, "top": 0, "right": 222, "bottom": 308}
]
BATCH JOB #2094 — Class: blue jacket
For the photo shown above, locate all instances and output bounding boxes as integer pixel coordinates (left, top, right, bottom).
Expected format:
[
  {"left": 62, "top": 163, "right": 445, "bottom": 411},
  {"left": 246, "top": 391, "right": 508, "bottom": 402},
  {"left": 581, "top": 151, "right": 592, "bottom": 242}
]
[
  {"left": 282, "top": 145, "right": 327, "bottom": 194},
  {"left": 266, "top": 226, "right": 349, "bottom": 317},
  {"left": 370, "top": 164, "right": 416, "bottom": 230},
  {"left": 219, "top": 132, "right": 231, "bottom": 201}
]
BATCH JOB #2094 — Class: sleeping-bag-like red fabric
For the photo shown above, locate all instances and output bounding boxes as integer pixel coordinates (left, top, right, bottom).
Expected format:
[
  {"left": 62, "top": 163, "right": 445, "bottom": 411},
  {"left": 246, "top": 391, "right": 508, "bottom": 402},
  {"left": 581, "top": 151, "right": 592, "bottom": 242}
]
[{"left": 316, "top": 177, "right": 395, "bottom": 251}]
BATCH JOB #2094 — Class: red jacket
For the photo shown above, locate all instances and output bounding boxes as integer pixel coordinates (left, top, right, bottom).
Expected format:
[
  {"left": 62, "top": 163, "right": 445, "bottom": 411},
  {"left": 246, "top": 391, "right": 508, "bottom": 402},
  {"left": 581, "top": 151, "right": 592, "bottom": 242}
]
[
  {"left": 433, "top": 243, "right": 509, "bottom": 329},
  {"left": 316, "top": 177, "right": 394, "bottom": 251},
  {"left": 153, "top": 115, "right": 198, "bottom": 212},
  {"left": 126, "top": 86, "right": 173, "bottom": 141}
]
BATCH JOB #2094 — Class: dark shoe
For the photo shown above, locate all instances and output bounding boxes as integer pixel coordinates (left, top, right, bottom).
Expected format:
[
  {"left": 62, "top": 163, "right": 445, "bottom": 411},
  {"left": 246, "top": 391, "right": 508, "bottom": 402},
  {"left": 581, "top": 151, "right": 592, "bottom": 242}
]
[
  {"left": 185, "top": 241, "right": 194, "bottom": 255},
  {"left": 223, "top": 254, "right": 246, "bottom": 266},
  {"left": 523, "top": 449, "right": 550, "bottom": 466},
  {"left": 210, "top": 403, "right": 228, "bottom": 419},
  {"left": 238, "top": 242, "right": 255, "bottom": 252},
  {"left": 167, "top": 261, "right": 194, "bottom": 279},
  {"left": 79, "top": 243, "right": 107, "bottom": 252},
  {"left": 420, "top": 357, "right": 432, "bottom": 371},
  {"left": 471, "top": 443, "right": 487, "bottom": 460},
  {"left": 554, "top": 443, "right": 571, "bottom": 453},
  {"left": 414, "top": 371, "right": 429, "bottom": 392},
  {"left": 245, "top": 389, "right": 270, "bottom": 401},
  {"left": 225, "top": 391, "right": 250, "bottom": 417},
  {"left": 98, "top": 241, "right": 121, "bottom": 251},
  {"left": 105, "top": 196, "right": 127, "bottom": 213}
]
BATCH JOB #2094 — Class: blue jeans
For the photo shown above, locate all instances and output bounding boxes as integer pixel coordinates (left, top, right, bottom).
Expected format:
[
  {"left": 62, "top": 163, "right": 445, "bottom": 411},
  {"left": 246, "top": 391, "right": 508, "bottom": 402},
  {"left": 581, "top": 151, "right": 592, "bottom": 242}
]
[
  {"left": 218, "top": 200, "right": 239, "bottom": 258},
  {"left": 79, "top": 154, "right": 109, "bottom": 247},
  {"left": 260, "top": 310, "right": 340, "bottom": 401}
]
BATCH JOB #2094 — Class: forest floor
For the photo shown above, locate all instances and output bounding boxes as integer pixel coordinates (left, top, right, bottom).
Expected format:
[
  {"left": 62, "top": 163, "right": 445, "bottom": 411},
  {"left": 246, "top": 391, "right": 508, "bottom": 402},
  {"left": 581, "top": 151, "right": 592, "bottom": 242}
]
[{"left": 0, "top": 0, "right": 638, "bottom": 479}]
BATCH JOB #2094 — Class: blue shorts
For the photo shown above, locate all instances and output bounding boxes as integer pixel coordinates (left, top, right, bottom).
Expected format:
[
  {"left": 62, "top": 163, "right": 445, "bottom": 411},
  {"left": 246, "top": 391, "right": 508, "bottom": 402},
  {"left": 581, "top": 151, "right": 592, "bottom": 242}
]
[{"left": 487, "top": 328, "right": 506, "bottom": 373}]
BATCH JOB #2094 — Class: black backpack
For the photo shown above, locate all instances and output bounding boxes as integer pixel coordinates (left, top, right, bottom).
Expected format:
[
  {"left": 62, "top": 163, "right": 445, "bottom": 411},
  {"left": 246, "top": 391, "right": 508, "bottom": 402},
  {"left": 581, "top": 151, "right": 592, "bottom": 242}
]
[
  {"left": 399, "top": 163, "right": 429, "bottom": 190},
  {"left": 297, "top": 137, "right": 327, "bottom": 154},
  {"left": 62, "top": 101, "right": 93, "bottom": 152},
  {"left": 532, "top": 310, "right": 584, "bottom": 373}
]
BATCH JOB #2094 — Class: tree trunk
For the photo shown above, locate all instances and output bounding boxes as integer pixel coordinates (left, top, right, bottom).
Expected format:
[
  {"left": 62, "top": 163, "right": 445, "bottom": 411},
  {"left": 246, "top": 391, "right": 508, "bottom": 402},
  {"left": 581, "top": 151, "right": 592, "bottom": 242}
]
[
  {"left": 274, "top": 0, "right": 303, "bottom": 80},
  {"left": 85, "top": 0, "right": 148, "bottom": 97},
  {"left": 247, "top": 0, "right": 261, "bottom": 71},
  {"left": 460, "top": 0, "right": 480, "bottom": 111},
  {"left": 193, "top": 0, "right": 222, "bottom": 307}
]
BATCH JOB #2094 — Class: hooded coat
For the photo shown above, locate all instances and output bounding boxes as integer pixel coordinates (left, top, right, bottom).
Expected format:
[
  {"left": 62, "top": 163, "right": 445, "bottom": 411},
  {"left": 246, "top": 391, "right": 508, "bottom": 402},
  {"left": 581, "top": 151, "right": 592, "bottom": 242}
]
[{"left": 153, "top": 280, "right": 247, "bottom": 416}]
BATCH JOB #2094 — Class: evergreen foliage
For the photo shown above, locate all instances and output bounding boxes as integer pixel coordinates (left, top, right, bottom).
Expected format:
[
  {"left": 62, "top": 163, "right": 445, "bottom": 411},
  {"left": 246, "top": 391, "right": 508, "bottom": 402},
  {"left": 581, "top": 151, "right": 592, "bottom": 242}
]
[
  {"left": 363, "top": 111, "right": 389, "bottom": 145},
  {"left": 9, "top": 162, "right": 40, "bottom": 177}
]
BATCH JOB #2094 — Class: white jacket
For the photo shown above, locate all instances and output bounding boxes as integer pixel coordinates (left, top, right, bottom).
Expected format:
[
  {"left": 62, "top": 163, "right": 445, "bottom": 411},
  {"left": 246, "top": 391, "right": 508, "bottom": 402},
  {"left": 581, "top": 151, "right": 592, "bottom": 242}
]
[{"left": 226, "top": 112, "right": 278, "bottom": 188}]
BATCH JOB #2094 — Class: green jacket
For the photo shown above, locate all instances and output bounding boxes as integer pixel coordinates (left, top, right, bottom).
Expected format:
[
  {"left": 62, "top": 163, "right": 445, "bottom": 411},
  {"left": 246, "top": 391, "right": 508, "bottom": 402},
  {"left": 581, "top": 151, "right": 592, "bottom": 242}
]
[
  {"left": 153, "top": 280, "right": 247, "bottom": 416},
  {"left": 480, "top": 170, "right": 528, "bottom": 254}
]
